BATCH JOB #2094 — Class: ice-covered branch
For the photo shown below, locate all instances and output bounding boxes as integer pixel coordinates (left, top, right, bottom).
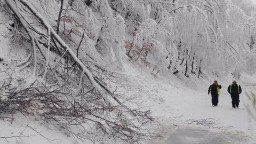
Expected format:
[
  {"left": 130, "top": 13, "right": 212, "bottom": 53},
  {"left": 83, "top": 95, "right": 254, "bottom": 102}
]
[{"left": 7, "top": 0, "right": 109, "bottom": 102}]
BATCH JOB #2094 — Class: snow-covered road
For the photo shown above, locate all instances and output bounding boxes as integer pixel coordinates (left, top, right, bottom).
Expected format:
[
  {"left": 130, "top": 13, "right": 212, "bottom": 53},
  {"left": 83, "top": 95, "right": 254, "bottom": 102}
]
[
  {"left": 121, "top": 72, "right": 256, "bottom": 144},
  {"left": 164, "top": 128, "right": 245, "bottom": 144}
]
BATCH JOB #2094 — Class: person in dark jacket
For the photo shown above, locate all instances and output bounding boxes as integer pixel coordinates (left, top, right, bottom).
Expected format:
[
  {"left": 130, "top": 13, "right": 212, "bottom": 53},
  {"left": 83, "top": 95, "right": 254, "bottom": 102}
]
[
  {"left": 208, "top": 80, "right": 222, "bottom": 107},
  {"left": 228, "top": 81, "right": 242, "bottom": 108}
]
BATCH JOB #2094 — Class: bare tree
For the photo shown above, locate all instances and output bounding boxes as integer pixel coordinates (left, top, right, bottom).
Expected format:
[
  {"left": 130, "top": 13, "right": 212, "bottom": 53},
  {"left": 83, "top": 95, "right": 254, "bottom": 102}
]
[{"left": 57, "top": 0, "right": 64, "bottom": 34}]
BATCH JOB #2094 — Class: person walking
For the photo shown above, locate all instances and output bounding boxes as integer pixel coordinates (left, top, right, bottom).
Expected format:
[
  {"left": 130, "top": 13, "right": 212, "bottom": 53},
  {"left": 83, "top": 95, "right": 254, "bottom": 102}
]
[
  {"left": 208, "top": 80, "right": 222, "bottom": 107},
  {"left": 228, "top": 81, "right": 242, "bottom": 108}
]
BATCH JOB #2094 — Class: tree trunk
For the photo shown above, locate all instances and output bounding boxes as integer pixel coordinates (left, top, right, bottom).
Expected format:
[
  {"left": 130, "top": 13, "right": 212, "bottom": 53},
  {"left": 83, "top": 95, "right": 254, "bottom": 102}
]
[{"left": 57, "top": 0, "right": 64, "bottom": 34}]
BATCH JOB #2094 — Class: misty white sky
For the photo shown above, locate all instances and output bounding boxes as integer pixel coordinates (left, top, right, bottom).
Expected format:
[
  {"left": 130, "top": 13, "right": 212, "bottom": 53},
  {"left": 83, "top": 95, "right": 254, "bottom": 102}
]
[{"left": 251, "top": 0, "right": 256, "bottom": 5}]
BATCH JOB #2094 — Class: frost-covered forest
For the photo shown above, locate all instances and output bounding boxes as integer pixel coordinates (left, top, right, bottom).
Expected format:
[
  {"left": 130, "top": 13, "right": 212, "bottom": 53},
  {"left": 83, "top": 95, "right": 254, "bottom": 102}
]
[
  {"left": 0, "top": 0, "right": 256, "bottom": 143},
  {"left": 9, "top": 0, "right": 256, "bottom": 79}
]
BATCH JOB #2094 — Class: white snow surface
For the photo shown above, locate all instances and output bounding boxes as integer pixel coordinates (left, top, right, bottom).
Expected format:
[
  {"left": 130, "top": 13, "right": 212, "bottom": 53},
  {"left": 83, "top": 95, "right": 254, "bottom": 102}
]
[
  {"left": 0, "top": 0, "right": 256, "bottom": 143},
  {"left": 2, "top": 65, "right": 256, "bottom": 144},
  {"left": 117, "top": 71, "right": 256, "bottom": 144}
]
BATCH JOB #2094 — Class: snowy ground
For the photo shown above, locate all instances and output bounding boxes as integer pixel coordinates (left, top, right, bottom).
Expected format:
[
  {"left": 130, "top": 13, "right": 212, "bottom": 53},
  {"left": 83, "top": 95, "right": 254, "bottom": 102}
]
[
  {"left": 0, "top": 56, "right": 255, "bottom": 144},
  {"left": 115, "top": 67, "right": 256, "bottom": 144},
  {"left": 164, "top": 128, "right": 245, "bottom": 144},
  {"left": 0, "top": 114, "right": 83, "bottom": 144},
  {"left": 0, "top": 64, "right": 256, "bottom": 143}
]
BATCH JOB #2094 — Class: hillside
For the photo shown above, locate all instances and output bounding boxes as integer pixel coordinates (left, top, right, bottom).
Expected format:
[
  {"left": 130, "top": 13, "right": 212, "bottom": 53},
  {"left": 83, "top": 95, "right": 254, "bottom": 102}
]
[{"left": 0, "top": 0, "right": 256, "bottom": 143}]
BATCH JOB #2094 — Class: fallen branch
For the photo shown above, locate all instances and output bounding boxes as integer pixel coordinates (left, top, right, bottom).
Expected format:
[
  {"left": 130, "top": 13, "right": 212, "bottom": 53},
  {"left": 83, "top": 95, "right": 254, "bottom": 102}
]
[
  {"left": 76, "top": 30, "right": 85, "bottom": 57},
  {"left": 4, "top": 0, "right": 155, "bottom": 142},
  {"left": 27, "top": 125, "right": 53, "bottom": 142},
  {"left": 0, "top": 135, "right": 29, "bottom": 139},
  {"left": 6, "top": 0, "right": 137, "bottom": 112},
  {"left": 10, "top": 0, "right": 110, "bottom": 102}
]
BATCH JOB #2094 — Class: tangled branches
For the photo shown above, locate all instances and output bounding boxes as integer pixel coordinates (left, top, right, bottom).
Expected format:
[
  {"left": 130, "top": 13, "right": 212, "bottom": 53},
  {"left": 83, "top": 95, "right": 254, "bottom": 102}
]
[
  {"left": 0, "top": 0, "right": 156, "bottom": 142},
  {"left": 0, "top": 75, "right": 154, "bottom": 142}
]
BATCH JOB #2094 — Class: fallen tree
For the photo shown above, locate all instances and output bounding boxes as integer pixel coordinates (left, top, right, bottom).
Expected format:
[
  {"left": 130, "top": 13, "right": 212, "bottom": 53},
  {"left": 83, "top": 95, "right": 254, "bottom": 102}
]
[{"left": 2, "top": 0, "right": 155, "bottom": 142}]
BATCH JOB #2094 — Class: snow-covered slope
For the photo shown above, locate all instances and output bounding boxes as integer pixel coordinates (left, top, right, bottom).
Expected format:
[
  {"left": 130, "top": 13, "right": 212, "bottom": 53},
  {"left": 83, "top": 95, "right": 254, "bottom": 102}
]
[{"left": 0, "top": 0, "right": 256, "bottom": 143}]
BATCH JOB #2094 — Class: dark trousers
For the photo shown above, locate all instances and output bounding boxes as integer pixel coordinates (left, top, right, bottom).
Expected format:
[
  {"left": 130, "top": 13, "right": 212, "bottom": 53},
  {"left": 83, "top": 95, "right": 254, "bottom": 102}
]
[
  {"left": 231, "top": 95, "right": 239, "bottom": 107},
  {"left": 211, "top": 94, "right": 219, "bottom": 106}
]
